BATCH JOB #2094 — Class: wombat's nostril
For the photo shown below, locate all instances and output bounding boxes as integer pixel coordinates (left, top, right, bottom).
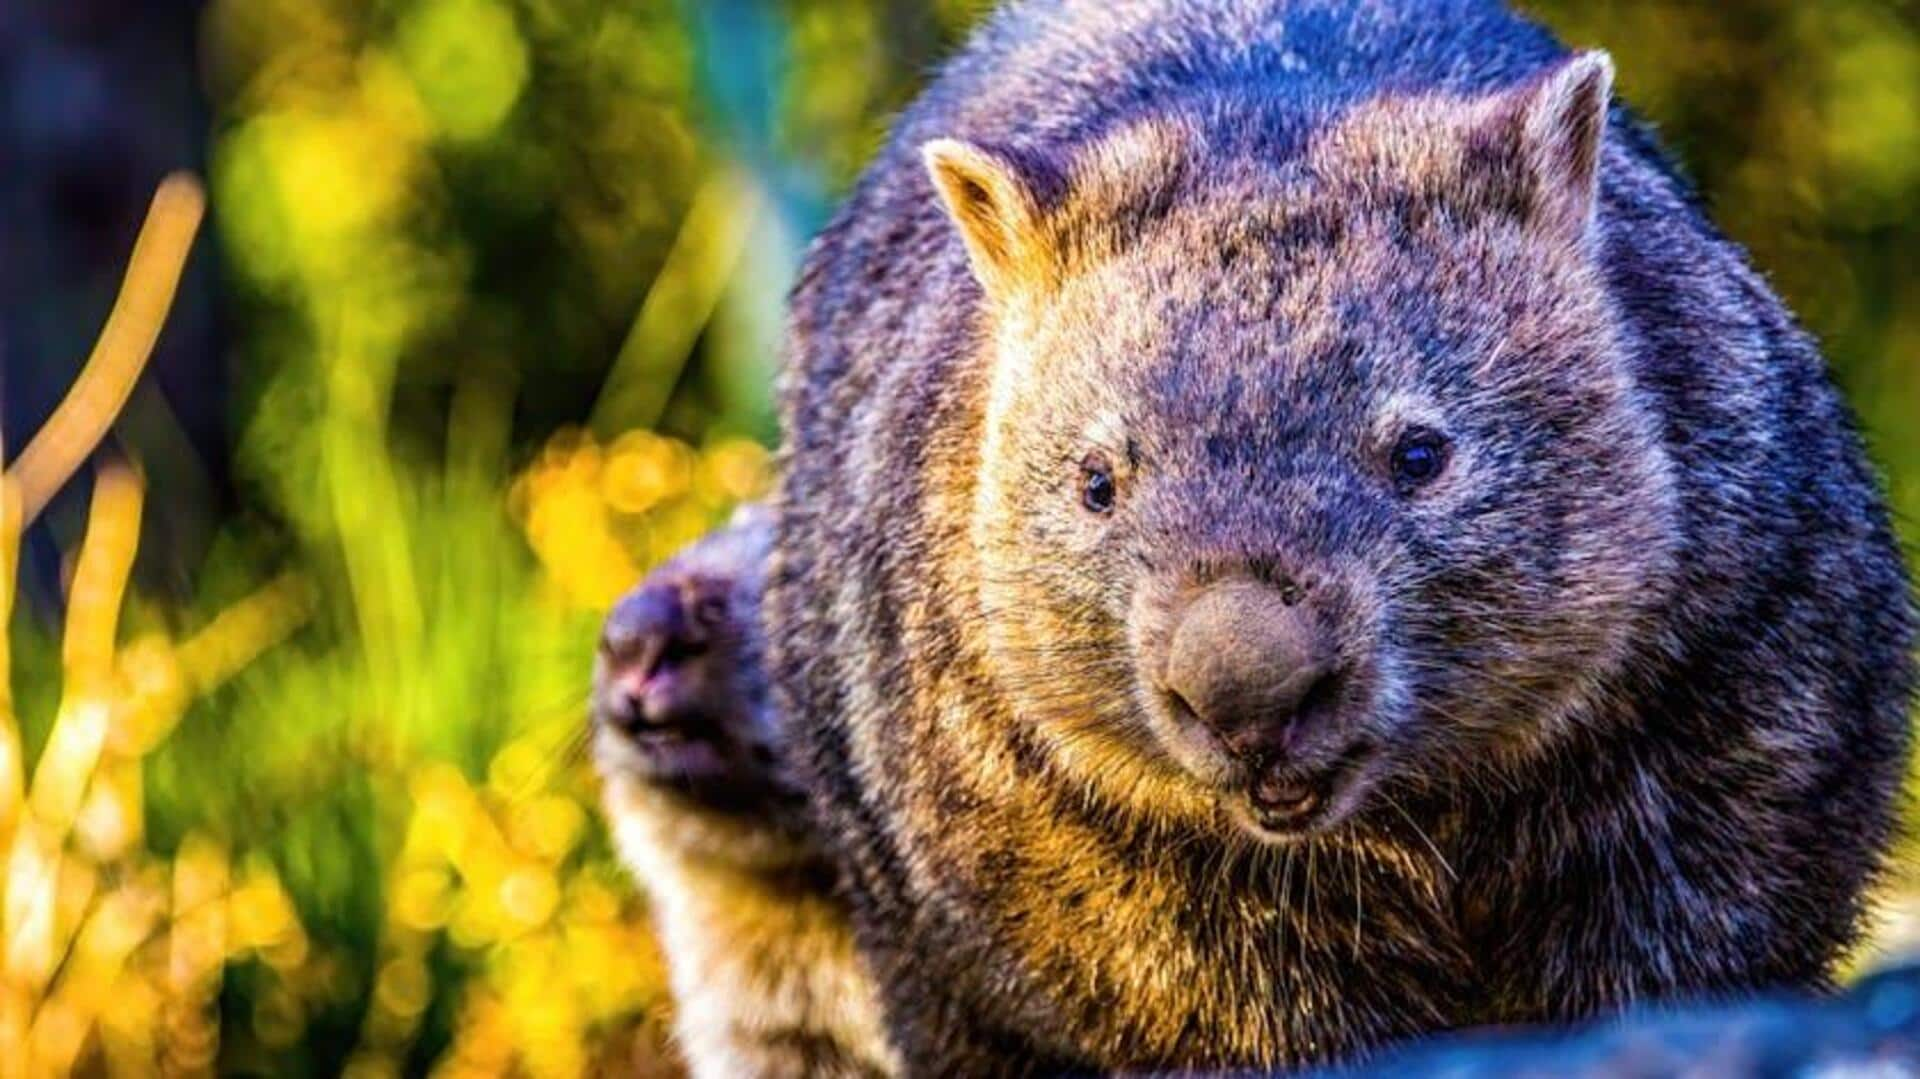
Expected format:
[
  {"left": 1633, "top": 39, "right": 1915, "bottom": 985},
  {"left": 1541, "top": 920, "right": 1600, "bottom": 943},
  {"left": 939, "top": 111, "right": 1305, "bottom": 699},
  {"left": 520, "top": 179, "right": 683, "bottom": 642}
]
[
  {"left": 1163, "top": 579, "right": 1333, "bottom": 760},
  {"left": 1165, "top": 684, "right": 1201, "bottom": 723}
]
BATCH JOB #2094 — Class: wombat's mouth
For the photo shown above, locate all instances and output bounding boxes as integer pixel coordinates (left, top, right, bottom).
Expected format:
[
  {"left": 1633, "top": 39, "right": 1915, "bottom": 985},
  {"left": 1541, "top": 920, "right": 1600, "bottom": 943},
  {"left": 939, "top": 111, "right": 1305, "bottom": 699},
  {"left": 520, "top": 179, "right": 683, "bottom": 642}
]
[
  {"left": 625, "top": 725, "right": 735, "bottom": 779},
  {"left": 591, "top": 687, "right": 805, "bottom": 815},
  {"left": 608, "top": 723, "right": 803, "bottom": 814},
  {"left": 1228, "top": 741, "right": 1376, "bottom": 843}
]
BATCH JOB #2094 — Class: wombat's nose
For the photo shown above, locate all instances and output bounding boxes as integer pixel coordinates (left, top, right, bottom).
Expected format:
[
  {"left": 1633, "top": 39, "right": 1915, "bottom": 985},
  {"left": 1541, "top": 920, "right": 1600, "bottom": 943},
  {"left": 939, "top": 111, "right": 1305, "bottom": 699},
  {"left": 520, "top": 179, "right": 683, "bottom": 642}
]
[
  {"left": 1163, "top": 579, "right": 1336, "bottom": 762},
  {"left": 599, "top": 581, "right": 715, "bottom": 731}
]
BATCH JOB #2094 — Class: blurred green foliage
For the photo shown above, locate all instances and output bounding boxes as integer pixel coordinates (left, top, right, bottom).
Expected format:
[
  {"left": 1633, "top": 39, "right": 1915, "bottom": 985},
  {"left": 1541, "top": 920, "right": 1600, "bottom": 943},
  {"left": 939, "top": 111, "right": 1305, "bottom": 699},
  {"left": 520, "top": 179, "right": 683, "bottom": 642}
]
[
  {"left": 4, "top": 0, "right": 1917, "bottom": 1073},
  {"left": 1530, "top": 0, "right": 1920, "bottom": 510}
]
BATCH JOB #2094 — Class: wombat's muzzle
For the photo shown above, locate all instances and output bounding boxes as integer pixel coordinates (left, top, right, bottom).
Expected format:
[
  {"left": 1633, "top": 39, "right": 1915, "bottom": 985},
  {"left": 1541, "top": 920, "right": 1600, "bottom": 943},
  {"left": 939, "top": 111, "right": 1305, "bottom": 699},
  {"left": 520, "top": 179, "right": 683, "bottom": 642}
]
[
  {"left": 597, "top": 579, "right": 725, "bottom": 738},
  {"left": 1159, "top": 576, "right": 1361, "bottom": 828}
]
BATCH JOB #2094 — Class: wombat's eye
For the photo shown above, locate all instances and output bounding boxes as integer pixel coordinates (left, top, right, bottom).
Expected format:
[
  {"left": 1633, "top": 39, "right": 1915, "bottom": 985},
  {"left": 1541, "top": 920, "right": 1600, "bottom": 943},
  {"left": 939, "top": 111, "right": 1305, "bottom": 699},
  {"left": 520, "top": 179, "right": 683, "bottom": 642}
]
[
  {"left": 1390, "top": 427, "right": 1450, "bottom": 490},
  {"left": 1080, "top": 452, "right": 1116, "bottom": 514}
]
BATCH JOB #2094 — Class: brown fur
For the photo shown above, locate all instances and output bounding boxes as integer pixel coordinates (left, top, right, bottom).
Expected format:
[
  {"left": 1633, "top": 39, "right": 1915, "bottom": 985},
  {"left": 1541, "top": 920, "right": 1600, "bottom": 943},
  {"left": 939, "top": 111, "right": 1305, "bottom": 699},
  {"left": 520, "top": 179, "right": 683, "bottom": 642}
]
[
  {"left": 593, "top": 510, "right": 897, "bottom": 1079},
  {"left": 771, "top": 2, "right": 1912, "bottom": 1072}
]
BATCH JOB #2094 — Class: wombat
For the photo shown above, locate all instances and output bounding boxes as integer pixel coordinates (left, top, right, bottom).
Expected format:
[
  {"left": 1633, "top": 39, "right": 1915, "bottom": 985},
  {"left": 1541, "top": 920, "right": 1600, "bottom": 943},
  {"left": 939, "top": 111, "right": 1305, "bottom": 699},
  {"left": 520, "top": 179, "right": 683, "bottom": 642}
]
[
  {"left": 592, "top": 507, "right": 896, "bottom": 1079},
  {"left": 766, "top": 0, "right": 1915, "bottom": 1073}
]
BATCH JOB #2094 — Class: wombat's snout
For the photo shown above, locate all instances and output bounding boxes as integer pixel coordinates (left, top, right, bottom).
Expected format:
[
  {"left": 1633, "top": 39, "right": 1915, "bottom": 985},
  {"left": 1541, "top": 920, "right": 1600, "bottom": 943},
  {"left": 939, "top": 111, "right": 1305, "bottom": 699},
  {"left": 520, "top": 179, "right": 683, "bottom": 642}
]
[
  {"left": 598, "top": 580, "right": 726, "bottom": 736},
  {"left": 1162, "top": 579, "right": 1345, "bottom": 770}
]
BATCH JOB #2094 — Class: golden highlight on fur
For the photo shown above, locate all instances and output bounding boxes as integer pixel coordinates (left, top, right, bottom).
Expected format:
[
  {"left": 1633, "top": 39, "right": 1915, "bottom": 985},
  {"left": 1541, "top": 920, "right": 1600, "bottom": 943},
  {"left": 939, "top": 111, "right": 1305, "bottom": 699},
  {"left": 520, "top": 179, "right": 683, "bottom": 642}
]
[{"left": 592, "top": 514, "right": 896, "bottom": 1078}]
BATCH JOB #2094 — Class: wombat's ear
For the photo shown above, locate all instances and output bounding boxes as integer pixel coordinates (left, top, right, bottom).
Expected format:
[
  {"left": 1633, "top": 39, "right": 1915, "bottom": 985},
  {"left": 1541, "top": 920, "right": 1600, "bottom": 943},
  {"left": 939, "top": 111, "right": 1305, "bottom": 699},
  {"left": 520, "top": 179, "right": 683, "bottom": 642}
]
[
  {"left": 1505, "top": 50, "right": 1614, "bottom": 244},
  {"left": 923, "top": 139, "right": 1057, "bottom": 299}
]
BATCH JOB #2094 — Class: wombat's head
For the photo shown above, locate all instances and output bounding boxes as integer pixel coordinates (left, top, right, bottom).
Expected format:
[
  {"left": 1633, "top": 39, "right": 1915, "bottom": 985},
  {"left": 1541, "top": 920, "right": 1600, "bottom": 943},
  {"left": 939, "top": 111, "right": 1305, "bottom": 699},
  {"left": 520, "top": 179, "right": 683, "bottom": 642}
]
[
  {"left": 927, "top": 53, "right": 1678, "bottom": 843},
  {"left": 591, "top": 508, "right": 811, "bottom": 858}
]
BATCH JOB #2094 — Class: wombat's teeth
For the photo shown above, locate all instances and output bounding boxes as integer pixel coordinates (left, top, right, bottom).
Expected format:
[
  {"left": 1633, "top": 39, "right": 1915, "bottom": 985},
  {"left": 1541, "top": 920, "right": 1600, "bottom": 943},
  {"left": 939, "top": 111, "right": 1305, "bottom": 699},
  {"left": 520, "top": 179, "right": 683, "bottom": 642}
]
[{"left": 1249, "top": 768, "right": 1321, "bottom": 816}]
